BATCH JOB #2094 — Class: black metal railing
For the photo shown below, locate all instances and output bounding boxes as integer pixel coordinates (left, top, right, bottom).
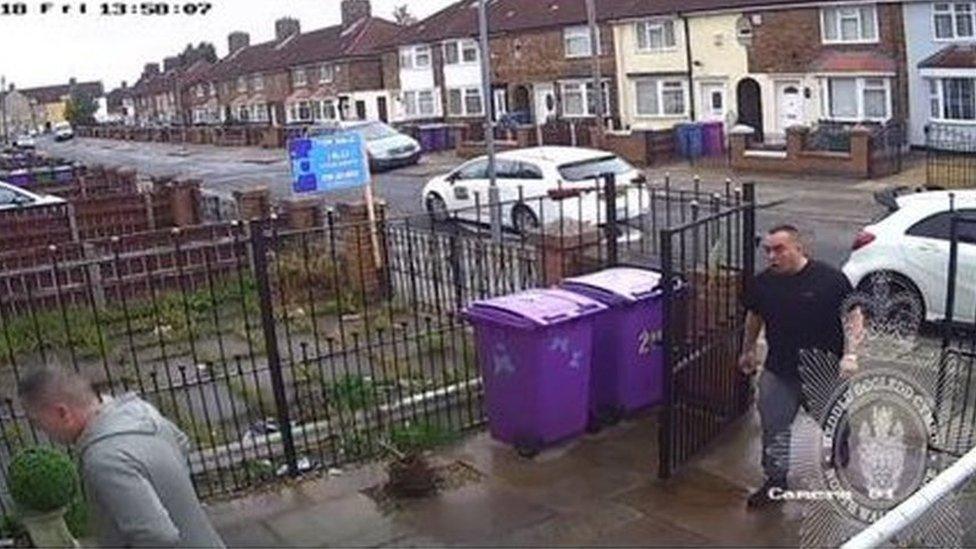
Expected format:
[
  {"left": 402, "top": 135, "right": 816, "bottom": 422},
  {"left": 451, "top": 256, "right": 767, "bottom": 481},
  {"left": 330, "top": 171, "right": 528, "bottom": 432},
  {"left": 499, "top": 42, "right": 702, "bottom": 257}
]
[
  {"left": 0, "top": 174, "right": 755, "bottom": 507},
  {"left": 927, "top": 124, "right": 976, "bottom": 189}
]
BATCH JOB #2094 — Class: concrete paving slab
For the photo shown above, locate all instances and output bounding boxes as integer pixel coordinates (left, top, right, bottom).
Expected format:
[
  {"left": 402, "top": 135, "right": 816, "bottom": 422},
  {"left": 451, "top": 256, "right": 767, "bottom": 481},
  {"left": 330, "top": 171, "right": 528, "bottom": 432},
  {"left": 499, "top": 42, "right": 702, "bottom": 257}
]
[{"left": 263, "top": 493, "right": 401, "bottom": 548}]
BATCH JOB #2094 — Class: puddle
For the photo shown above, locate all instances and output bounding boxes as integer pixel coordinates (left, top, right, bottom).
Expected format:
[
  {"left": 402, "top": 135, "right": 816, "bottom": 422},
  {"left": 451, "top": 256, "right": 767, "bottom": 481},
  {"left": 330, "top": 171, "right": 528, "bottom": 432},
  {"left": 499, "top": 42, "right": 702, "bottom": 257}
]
[{"left": 362, "top": 459, "right": 484, "bottom": 513}]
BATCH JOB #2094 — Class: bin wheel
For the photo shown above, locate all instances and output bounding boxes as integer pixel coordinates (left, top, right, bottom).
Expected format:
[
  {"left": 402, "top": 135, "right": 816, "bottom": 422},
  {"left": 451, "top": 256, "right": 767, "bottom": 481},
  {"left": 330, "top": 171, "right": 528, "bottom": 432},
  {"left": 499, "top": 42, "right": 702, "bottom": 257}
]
[
  {"left": 601, "top": 407, "right": 625, "bottom": 426},
  {"left": 586, "top": 416, "right": 604, "bottom": 434},
  {"left": 515, "top": 440, "right": 541, "bottom": 459}
]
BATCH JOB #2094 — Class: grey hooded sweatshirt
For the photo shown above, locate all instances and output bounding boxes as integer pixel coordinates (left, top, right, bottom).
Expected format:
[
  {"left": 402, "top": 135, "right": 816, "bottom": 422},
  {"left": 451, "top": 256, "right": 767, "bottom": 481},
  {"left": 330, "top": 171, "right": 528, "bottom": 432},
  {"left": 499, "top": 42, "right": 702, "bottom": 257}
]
[{"left": 76, "top": 394, "right": 225, "bottom": 548}]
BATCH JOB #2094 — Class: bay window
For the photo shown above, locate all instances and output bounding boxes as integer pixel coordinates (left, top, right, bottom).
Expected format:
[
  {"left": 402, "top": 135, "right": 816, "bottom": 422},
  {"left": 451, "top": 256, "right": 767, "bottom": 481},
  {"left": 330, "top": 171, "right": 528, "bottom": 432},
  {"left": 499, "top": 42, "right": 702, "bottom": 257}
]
[
  {"left": 929, "top": 77, "right": 976, "bottom": 121},
  {"left": 935, "top": 3, "right": 976, "bottom": 40},
  {"left": 447, "top": 87, "right": 484, "bottom": 117},
  {"left": 560, "top": 80, "right": 611, "bottom": 117},
  {"left": 634, "top": 78, "right": 687, "bottom": 117},
  {"left": 822, "top": 77, "right": 891, "bottom": 121},
  {"left": 564, "top": 26, "right": 600, "bottom": 58},
  {"left": 821, "top": 5, "right": 878, "bottom": 43},
  {"left": 636, "top": 19, "right": 676, "bottom": 52}
]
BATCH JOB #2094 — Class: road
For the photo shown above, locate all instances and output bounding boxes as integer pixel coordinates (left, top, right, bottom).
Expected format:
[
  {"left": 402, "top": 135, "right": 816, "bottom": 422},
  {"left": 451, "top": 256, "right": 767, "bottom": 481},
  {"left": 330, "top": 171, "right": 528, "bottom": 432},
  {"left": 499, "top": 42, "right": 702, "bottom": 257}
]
[{"left": 37, "top": 136, "right": 890, "bottom": 268}]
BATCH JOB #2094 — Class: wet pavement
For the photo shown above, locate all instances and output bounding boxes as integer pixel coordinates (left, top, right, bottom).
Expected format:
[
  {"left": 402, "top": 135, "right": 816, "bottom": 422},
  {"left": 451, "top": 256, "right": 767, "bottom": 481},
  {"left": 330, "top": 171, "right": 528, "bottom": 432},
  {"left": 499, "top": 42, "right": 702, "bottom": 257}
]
[{"left": 207, "top": 409, "right": 805, "bottom": 547}]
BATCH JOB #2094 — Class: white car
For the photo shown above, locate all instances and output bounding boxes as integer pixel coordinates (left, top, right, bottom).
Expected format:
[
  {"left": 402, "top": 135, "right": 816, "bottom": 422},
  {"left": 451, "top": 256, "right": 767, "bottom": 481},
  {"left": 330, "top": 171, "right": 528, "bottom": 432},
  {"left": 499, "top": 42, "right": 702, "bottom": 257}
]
[
  {"left": 0, "top": 181, "right": 67, "bottom": 211},
  {"left": 421, "top": 147, "right": 648, "bottom": 234},
  {"left": 54, "top": 122, "right": 74, "bottom": 142},
  {"left": 13, "top": 135, "right": 36, "bottom": 149},
  {"left": 307, "top": 120, "right": 421, "bottom": 171},
  {"left": 843, "top": 189, "right": 976, "bottom": 324}
]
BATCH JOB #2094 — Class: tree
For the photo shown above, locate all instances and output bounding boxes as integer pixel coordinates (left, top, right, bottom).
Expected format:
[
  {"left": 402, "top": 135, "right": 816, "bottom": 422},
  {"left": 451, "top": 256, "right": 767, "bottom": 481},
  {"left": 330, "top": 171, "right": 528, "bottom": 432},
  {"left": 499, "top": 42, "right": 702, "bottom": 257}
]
[
  {"left": 64, "top": 92, "right": 98, "bottom": 126},
  {"left": 392, "top": 5, "right": 417, "bottom": 26}
]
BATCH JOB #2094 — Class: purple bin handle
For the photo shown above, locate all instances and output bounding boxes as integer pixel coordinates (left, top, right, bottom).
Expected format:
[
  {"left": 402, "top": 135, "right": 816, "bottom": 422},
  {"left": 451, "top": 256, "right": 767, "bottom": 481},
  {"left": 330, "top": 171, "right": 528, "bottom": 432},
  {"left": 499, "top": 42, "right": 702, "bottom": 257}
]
[{"left": 464, "top": 304, "right": 537, "bottom": 330}]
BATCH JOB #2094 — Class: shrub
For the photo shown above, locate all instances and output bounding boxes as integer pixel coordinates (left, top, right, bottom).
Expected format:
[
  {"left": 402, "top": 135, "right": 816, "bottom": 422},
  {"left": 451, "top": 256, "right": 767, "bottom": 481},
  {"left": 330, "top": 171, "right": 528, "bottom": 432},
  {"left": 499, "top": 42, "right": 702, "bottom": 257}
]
[{"left": 7, "top": 447, "right": 80, "bottom": 513}]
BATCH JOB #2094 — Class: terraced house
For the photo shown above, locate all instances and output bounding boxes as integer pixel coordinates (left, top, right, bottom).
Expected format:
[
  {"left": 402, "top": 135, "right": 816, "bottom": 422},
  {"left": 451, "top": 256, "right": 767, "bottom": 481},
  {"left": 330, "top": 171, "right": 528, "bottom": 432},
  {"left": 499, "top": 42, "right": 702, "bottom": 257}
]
[{"left": 386, "top": 0, "right": 620, "bottom": 130}]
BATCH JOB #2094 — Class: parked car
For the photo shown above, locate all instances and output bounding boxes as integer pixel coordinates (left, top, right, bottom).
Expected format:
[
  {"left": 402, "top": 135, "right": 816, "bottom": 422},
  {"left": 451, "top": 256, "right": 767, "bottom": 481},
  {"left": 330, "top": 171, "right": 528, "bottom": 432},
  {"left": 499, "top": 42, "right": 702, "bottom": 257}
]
[
  {"left": 306, "top": 120, "right": 421, "bottom": 171},
  {"left": 843, "top": 189, "right": 976, "bottom": 325},
  {"left": 0, "top": 181, "right": 66, "bottom": 211},
  {"left": 421, "top": 146, "right": 648, "bottom": 236},
  {"left": 12, "top": 134, "right": 36, "bottom": 149},
  {"left": 53, "top": 122, "right": 74, "bottom": 142}
]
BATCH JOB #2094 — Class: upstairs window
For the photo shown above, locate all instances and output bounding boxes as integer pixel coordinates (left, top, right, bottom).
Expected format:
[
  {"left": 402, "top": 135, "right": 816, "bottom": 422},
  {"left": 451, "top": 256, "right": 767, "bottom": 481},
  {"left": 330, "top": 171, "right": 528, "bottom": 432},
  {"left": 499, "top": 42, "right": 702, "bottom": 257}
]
[
  {"left": 236, "top": 76, "right": 247, "bottom": 93},
  {"left": 636, "top": 20, "right": 676, "bottom": 52},
  {"left": 821, "top": 5, "right": 878, "bottom": 43},
  {"left": 293, "top": 69, "right": 307, "bottom": 87},
  {"left": 401, "top": 45, "right": 432, "bottom": 69},
  {"left": 252, "top": 75, "right": 264, "bottom": 91},
  {"left": 443, "top": 40, "right": 479, "bottom": 65},
  {"left": 564, "top": 26, "right": 601, "bottom": 58},
  {"left": 320, "top": 64, "right": 335, "bottom": 83},
  {"left": 934, "top": 3, "right": 975, "bottom": 40}
]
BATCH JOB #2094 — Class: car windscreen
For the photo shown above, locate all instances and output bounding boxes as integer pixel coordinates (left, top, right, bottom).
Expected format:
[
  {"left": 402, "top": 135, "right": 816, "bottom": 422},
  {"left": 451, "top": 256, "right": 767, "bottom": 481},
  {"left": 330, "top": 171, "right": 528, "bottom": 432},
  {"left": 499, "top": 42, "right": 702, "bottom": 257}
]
[
  {"left": 353, "top": 122, "right": 399, "bottom": 142},
  {"left": 557, "top": 155, "right": 633, "bottom": 182}
]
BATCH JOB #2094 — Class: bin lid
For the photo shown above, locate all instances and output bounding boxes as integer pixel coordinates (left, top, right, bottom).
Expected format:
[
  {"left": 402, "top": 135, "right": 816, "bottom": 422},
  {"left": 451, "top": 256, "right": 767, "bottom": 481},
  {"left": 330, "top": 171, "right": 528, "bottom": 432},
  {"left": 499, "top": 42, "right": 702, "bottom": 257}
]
[
  {"left": 465, "top": 288, "right": 606, "bottom": 330},
  {"left": 563, "top": 268, "right": 662, "bottom": 304}
]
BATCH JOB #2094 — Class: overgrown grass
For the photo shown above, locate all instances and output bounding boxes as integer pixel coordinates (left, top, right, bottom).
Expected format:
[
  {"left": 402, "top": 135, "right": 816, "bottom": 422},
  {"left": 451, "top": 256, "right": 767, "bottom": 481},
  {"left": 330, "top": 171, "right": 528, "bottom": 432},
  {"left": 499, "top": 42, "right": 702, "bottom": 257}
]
[{"left": 389, "top": 422, "right": 459, "bottom": 454}]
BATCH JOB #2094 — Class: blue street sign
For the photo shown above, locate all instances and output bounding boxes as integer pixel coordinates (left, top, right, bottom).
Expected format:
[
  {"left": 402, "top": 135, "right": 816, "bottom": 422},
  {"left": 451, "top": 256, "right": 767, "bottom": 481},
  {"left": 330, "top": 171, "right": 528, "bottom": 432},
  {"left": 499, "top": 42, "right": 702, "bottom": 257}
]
[{"left": 289, "top": 132, "right": 371, "bottom": 195}]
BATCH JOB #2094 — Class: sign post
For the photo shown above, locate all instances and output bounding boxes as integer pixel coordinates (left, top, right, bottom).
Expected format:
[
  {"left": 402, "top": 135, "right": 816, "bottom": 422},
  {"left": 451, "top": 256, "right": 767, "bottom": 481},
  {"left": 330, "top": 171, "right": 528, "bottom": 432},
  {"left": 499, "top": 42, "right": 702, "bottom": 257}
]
[{"left": 288, "top": 132, "right": 382, "bottom": 266}]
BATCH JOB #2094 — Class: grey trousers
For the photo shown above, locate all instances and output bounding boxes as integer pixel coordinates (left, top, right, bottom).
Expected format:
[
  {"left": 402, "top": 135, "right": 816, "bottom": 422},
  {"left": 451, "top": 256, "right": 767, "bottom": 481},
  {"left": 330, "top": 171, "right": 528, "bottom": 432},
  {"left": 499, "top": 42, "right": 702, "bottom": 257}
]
[{"left": 758, "top": 369, "right": 804, "bottom": 485}]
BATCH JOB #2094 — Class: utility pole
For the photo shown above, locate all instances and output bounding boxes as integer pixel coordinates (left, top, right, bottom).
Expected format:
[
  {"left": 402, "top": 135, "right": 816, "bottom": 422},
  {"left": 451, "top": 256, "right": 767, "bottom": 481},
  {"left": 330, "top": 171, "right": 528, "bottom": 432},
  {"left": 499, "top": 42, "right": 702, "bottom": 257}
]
[
  {"left": 0, "top": 75, "right": 8, "bottom": 144},
  {"left": 478, "top": 0, "right": 503, "bottom": 243},
  {"left": 586, "top": 0, "right": 605, "bottom": 138}
]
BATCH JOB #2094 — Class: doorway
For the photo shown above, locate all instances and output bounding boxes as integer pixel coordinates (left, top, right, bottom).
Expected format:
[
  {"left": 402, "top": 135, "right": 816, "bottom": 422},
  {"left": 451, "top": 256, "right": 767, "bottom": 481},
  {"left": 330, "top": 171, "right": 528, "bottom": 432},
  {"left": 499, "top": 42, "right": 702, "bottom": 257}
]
[
  {"left": 700, "top": 83, "right": 727, "bottom": 121},
  {"left": 735, "top": 78, "right": 763, "bottom": 141},
  {"left": 533, "top": 83, "right": 556, "bottom": 125},
  {"left": 377, "top": 97, "right": 389, "bottom": 123},
  {"left": 775, "top": 82, "right": 804, "bottom": 137}
]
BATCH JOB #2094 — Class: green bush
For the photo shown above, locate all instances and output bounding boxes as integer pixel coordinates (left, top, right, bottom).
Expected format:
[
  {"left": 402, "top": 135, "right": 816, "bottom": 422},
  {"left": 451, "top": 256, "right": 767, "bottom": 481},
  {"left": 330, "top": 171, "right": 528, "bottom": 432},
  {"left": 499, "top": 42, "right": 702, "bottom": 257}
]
[
  {"left": 64, "top": 497, "right": 89, "bottom": 538},
  {"left": 7, "top": 447, "right": 79, "bottom": 513}
]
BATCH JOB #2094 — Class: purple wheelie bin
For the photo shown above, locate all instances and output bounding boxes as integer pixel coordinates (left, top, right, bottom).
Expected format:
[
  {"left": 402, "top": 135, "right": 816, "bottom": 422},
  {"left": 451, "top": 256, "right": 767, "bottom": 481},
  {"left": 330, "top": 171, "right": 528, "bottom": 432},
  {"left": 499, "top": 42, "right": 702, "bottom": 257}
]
[
  {"left": 6, "top": 169, "right": 32, "bottom": 186},
  {"left": 702, "top": 121, "right": 725, "bottom": 157},
  {"left": 465, "top": 288, "right": 606, "bottom": 456},
  {"left": 562, "top": 268, "right": 666, "bottom": 426}
]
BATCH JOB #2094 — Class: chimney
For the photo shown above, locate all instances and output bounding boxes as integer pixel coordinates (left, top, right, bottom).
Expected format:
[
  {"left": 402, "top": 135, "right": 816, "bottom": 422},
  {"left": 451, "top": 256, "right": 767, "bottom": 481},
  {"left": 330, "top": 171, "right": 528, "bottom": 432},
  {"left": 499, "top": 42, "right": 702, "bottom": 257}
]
[
  {"left": 228, "top": 32, "right": 250, "bottom": 55},
  {"left": 144, "top": 63, "right": 161, "bottom": 77},
  {"left": 69, "top": 77, "right": 77, "bottom": 86},
  {"left": 163, "top": 56, "right": 181, "bottom": 72},
  {"left": 275, "top": 17, "right": 301, "bottom": 41},
  {"left": 121, "top": 81, "right": 128, "bottom": 89},
  {"left": 341, "top": 0, "right": 371, "bottom": 26}
]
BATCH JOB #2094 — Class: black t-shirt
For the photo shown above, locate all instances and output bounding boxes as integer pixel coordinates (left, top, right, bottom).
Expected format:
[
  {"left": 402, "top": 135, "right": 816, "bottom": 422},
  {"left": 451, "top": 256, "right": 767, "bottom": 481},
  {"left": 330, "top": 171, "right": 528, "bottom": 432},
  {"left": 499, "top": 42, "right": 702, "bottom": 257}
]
[{"left": 744, "top": 260, "right": 854, "bottom": 380}]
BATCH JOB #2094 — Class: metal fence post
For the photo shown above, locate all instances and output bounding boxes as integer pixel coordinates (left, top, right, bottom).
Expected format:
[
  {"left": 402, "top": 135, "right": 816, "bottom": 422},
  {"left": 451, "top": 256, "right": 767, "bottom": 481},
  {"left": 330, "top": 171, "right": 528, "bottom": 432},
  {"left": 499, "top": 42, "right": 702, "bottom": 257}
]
[
  {"left": 249, "top": 219, "right": 300, "bottom": 478},
  {"left": 742, "top": 183, "right": 756, "bottom": 281},
  {"left": 603, "top": 172, "right": 618, "bottom": 267},
  {"left": 658, "top": 228, "right": 675, "bottom": 479}
]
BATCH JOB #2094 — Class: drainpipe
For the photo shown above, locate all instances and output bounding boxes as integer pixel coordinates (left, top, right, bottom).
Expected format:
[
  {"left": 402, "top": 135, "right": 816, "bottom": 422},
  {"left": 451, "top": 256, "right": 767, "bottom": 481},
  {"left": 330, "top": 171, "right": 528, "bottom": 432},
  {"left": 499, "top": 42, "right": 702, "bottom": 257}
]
[{"left": 681, "top": 14, "right": 696, "bottom": 121}]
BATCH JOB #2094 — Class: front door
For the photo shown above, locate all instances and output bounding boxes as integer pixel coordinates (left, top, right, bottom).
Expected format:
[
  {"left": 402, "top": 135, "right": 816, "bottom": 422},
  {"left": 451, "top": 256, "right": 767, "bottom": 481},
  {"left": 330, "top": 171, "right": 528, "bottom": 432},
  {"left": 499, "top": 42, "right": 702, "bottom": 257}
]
[
  {"left": 355, "top": 101, "right": 367, "bottom": 121},
  {"left": 700, "top": 83, "right": 726, "bottom": 121},
  {"left": 776, "top": 82, "right": 804, "bottom": 136},
  {"left": 377, "top": 97, "right": 389, "bottom": 123},
  {"left": 534, "top": 83, "right": 556, "bottom": 125}
]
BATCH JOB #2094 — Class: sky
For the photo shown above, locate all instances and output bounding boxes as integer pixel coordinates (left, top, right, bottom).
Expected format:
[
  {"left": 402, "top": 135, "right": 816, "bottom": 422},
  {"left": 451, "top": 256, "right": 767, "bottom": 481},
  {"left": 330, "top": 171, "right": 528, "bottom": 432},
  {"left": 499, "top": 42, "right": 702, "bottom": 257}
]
[{"left": 0, "top": 0, "right": 456, "bottom": 91}]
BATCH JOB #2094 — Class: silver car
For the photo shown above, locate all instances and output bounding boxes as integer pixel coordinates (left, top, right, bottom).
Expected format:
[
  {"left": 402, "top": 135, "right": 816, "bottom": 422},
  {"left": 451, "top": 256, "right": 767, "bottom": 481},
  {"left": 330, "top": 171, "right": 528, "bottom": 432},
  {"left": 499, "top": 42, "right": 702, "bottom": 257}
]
[
  {"left": 307, "top": 120, "right": 421, "bottom": 172},
  {"left": 0, "top": 181, "right": 66, "bottom": 211}
]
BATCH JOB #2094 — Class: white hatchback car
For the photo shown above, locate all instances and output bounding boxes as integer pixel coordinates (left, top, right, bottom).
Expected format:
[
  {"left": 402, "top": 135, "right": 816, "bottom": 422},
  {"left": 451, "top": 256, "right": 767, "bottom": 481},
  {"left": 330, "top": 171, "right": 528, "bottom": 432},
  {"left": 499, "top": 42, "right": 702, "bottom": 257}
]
[
  {"left": 0, "top": 181, "right": 67, "bottom": 211},
  {"left": 421, "top": 147, "right": 647, "bottom": 234},
  {"left": 843, "top": 189, "right": 976, "bottom": 324}
]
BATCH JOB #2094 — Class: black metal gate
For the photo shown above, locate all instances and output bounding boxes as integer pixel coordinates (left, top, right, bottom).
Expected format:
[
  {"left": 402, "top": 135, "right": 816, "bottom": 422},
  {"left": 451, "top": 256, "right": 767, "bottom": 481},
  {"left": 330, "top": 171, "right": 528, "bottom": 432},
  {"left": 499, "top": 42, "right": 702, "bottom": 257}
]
[
  {"left": 936, "top": 213, "right": 976, "bottom": 454},
  {"left": 657, "top": 183, "right": 756, "bottom": 478},
  {"left": 926, "top": 124, "right": 976, "bottom": 190}
]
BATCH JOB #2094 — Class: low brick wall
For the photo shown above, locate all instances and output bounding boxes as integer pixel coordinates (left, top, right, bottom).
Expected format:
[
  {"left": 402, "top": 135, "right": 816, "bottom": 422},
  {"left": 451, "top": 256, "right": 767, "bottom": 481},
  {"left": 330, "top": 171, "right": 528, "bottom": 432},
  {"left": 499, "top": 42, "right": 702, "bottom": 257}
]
[{"left": 730, "top": 126, "right": 872, "bottom": 179}]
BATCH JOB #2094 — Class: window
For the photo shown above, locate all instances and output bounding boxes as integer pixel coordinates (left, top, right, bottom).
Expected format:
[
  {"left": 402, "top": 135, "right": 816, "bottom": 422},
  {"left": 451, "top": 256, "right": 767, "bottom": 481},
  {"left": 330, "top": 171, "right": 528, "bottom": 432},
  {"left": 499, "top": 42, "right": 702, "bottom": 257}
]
[
  {"left": 401, "top": 45, "right": 431, "bottom": 69},
  {"left": 564, "top": 26, "right": 600, "bottom": 58},
  {"left": 402, "top": 89, "right": 437, "bottom": 118},
  {"left": 823, "top": 77, "right": 891, "bottom": 121},
  {"left": 934, "top": 3, "right": 976, "bottom": 40},
  {"left": 443, "top": 40, "right": 479, "bottom": 65},
  {"left": 907, "top": 210, "right": 976, "bottom": 242},
  {"left": 821, "top": 5, "right": 878, "bottom": 43},
  {"left": 323, "top": 99, "right": 337, "bottom": 120},
  {"left": 195, "top": 85, "right": 204, "bottom": 98},
  {"left": 311, "top": 101, "right": 322, "bottom": 120},
  {"left": 252, "top": 75, "right": 264, "bottom": 91},
  {"left": 456, "top": 159, "right": 488, "bottom": 180},
  {"left": 636, "top": 20, "right": 676, "bottom": 51},
  {"left": 237, "top": 77, "right": 247, "bottom": 93},
  {"left": 930, "top": 77, "right": 976, "bottom": 121},
  {"left": 560, "top": 81, "right": 611, "bottom": 117},
  {"left": 634, "top": 78, "right": 687, "bottom": 117},
  {"left": 447, "top": 88, "right": 484, "bottom": 117},
  {"left": 558, "top": 155, "right": 634, "bottom": 182},
  {"left": 298, "top": 101, "right": 311, "bottom": 121},
  {"left": 320, "top": 65, "right": 334, "bottom": 83},
  {"left": 293, "top": 69, "right": 307, "bottom": 87},
  {"left": 238, "top": 105, "right": 249, "bottom": 121},
  {"left": 493, "top": 88, "right": 508, "bottom": 118}
]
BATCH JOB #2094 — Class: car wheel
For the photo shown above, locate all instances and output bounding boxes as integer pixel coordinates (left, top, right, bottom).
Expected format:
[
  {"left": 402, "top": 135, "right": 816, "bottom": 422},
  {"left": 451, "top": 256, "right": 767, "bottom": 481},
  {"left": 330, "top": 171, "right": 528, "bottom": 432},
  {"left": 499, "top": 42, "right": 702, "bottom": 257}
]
[
  {"left": 857, "top": 272, "right": 926, "bottom": 336},
  {"left": 512, "top": 205, "right": 539, "bottom": 235},
  {"left": 425, "top": 193, "right": 449, "bottom": 223}
]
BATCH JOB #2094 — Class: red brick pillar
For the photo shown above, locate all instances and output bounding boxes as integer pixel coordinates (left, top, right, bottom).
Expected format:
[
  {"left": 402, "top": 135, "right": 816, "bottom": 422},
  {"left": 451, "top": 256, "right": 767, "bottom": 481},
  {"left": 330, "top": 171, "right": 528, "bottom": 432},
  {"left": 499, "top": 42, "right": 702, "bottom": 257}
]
[
  {"left": 282, "top": 198, "right": 324, "bottom": 230},
  {"left": 786, "top": 125, "right": 809, "bottom": 159},
  {"left": 336, "top": 201, "right": 388, "bottom": 302},
  {"left": 728, "top": 125, "right": 755, "bottom": 171},
  {"left": 170, "top": 179, "right": 202, "bottom": 227},
  {"left": 234, "top": 187, "right": 272, "bottom": 221},
  {"left": 850, "top": 126, "right": 872, "bottom": 178},
  {"left": 529, "top": 220, "right": 602, "bottom": 286}
]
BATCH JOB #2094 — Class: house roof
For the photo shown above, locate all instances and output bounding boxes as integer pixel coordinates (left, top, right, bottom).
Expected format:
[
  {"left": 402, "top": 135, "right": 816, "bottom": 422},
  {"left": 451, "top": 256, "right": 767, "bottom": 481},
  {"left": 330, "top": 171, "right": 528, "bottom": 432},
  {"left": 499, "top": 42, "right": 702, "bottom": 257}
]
[
  {"left": 20, "top": 81, "right": 104, "bottom": 104},
  {"left": 604, "top": 0, "right": 854, "bottom": 20},
  {"left": 919, "top": 44, "right": 976, "bottom": 69},
  {"left": 812, "top": 51, "right": 898, "bottom": 73}
]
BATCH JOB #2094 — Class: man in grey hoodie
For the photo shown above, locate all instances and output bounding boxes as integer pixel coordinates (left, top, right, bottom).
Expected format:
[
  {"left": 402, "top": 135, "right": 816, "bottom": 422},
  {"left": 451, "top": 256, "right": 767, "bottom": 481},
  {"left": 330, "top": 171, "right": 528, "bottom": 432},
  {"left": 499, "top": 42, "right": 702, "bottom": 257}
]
[{"left": 18, "top": 367, "right": 225, "bottom": 548}]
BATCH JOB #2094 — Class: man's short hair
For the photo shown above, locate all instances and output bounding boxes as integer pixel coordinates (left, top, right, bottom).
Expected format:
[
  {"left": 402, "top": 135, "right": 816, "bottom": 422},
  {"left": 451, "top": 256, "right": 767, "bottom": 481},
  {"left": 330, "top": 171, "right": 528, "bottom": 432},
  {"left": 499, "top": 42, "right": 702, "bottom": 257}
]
[
  {"left": 768, "top": 224, "right": 800, "bottom": 237},
  {"left": 18, "top": 367, "right": 96, "bottom": 409}
]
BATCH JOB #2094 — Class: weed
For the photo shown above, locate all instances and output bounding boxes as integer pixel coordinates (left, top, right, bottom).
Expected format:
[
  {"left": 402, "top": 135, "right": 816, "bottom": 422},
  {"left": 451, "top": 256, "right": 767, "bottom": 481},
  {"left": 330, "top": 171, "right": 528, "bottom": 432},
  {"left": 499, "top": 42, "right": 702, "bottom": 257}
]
[{"left": 389, "top": 422, "right": 458, "bottom": 455}]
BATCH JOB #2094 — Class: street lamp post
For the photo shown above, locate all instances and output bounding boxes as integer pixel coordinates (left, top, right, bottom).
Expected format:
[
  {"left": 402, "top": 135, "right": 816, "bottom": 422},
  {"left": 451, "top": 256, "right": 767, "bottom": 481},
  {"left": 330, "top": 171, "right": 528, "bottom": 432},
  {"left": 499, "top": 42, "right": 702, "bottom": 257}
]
[
  {"left": 586, "top": 0, "right": 605, "bottom": 137},
  {"left": 478, "top": 0, "right": 503, "bottom": 243}
]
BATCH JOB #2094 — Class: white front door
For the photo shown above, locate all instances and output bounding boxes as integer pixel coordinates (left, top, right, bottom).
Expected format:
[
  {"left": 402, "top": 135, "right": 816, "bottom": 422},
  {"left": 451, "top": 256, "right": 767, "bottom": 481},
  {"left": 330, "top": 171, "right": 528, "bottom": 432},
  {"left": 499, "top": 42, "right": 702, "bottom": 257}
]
[
  {"left": 776, "top": 82, "right": 804, "bottom": 135},
  {"left": 534, "top": 83, "right": 556, "bottom": 124},
  {"left": 700, "top": 83, "right": 727, "bottom": 121}
]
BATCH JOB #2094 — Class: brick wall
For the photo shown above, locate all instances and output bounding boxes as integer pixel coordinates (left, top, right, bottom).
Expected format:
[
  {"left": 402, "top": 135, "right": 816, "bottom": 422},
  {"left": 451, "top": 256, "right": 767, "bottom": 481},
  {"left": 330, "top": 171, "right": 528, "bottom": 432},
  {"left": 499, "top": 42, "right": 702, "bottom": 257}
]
[
  {"left": 381, "top": 51, "right": 400, "bottom": 91},
  {"left": 491, "top": 24, "right": 616, "bottom": 84},
  {"left": 346, "top": 58, "right": 385, "bottom": 91}
]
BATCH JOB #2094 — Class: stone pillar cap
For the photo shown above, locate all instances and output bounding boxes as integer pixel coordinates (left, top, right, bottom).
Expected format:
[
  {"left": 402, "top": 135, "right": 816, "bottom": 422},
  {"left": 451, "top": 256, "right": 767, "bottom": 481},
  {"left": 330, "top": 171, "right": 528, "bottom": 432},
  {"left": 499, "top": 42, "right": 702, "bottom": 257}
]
[{"left": 729, "top": 124, "right": 757, "bottom": 135}]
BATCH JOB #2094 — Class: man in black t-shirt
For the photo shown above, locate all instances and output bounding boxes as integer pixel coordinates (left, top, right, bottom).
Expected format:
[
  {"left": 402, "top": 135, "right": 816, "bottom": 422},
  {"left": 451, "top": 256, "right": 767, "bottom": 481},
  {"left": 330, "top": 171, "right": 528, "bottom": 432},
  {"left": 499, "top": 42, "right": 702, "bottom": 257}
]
[{"left": 740, "top": 225, "right": 863, "bottom": 509}]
